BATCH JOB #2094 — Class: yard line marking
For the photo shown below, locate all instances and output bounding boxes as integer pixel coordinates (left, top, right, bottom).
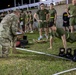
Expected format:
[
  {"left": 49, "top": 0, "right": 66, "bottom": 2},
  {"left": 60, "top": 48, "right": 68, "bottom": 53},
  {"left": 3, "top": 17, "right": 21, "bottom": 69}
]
[
  {"left": 53, "top": 68, "right": 76, "bottom": 75},
  {"left": 16, "top": 48, "right": 72, "bottom": 61}
]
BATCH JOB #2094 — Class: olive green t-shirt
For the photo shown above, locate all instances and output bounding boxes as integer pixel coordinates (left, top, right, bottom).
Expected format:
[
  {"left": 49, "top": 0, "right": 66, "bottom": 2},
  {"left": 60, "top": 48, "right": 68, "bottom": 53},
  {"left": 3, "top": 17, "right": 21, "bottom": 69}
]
[
  {"left": 49, "top": 8, "right": 57, "bottom": 21},
  {"left": 66, "top": 32, "right": 76, "bottom": 42},
  {"left": 29, "top": 14, "right": 33, "bottom": 22},
  {"left": 25, "top": 15, "right": 30, "bottom": 22},
  {"left": 68, "top": 4, "right": 76, "bottom": 17},
  {"left": 50, "top": 27, "right": 76, "bottom": 42},
  {"left": 50, "top": 28, "right": 65, "bottom": 38},
  {"left": 20, "top": 13, "right": 25, "bottom": 24},
  {"left": 56, "top": 28, "right": 65, "bottom": 37},
  {"left": 36, "top": 9, "right": 49, "bottom": 20}
]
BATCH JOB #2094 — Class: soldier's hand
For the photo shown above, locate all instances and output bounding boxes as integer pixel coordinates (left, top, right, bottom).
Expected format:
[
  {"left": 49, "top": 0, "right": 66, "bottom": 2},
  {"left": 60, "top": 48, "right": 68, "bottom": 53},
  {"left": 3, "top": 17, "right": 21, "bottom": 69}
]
[
  {"left": 64, "top": 21, "right": 67, "bottom": 23},
  {"left": 68, "top": 15, "right": 73, "bottom": 18},
  {"left": 44, "top": 20, "right": 47, "bottom": 22},
  {"left": 19, "top": 29, "right": 24, "bottom": 34},
  {"left": 37, "top": 20, "right": 42, "bottom": 23}
]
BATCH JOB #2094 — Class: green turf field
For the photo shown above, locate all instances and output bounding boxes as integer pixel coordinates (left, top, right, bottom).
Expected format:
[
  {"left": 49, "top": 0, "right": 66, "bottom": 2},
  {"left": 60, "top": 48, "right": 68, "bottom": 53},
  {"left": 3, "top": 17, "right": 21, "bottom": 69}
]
[{"left": 0, "top": 32, "right": 76, "bottom": 75}]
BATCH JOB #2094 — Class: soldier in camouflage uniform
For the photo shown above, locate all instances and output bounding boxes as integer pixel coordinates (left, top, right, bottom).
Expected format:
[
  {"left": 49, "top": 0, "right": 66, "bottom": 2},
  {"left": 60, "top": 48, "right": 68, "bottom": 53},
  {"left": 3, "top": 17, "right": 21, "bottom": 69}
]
[
  {"left": 0, "top": 9, "right": 21, "bottom": 57},
  {"left": 48, "top": 25, "right": 67, "bottom": 50},
  {"left": 34, "top": 3, "right": 49, "bottom": 40},
  {"left": 29, "top": 11, "right": 33, "bottom": 33},
  {"left": 68, "top": 0, "right": 76, "bottom": 33},
  {"left": 20, "top": 11, "right": 26, "bottom": 32},
  {"left": 25, "top": 11, "right": 30, "bottom": 32},
  {"left": 49, "top": 25, "right": 76, "bottom": 49},
  {"left": 49, "top": 3, "right": 57, "bottom": 27}
]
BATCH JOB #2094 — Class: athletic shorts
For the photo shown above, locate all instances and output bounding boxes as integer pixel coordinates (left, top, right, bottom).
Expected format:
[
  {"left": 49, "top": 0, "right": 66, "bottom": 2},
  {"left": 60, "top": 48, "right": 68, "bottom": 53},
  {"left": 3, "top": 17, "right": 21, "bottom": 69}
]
[
  {"left": 25, "top": 22, "right": 29, "bottom": 26},
  {"left": 63, "top": 21, "right": 70, "bottom": 27},
  {"left": 38, "top": 22, "right": 48, "bottom": 28},
  {"left": 29, "top": 21, "right": 33, "bottom": 25},
  {"left": 48, "top": 21, "right": 54, "bottom": 27}
]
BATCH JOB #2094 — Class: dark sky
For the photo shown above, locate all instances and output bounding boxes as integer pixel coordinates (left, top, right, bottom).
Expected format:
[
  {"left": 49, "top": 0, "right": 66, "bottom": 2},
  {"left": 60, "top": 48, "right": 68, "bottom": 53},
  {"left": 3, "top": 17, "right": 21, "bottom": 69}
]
[{"left": 0, "top": 0, "right": 39, "bottom": 10}]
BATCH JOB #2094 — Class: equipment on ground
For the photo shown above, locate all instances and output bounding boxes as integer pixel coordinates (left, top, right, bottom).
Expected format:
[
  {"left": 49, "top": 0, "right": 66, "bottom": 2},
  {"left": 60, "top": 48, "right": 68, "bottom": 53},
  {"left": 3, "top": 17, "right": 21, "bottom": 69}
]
[
  {"left": 33, "top": 39, "right": 48, "bottom": 43},
  {"left": 65, "top": 48, "right": 73, "bottom": 59},
  {"left": 16, "top": 35, "right": 28, "bottom": 48},
  {"left": 73, "top": 49, "right": 76, "bottom": 62},
  {"left": 59, "top": 48, "right": 65, "bottom": 57}
]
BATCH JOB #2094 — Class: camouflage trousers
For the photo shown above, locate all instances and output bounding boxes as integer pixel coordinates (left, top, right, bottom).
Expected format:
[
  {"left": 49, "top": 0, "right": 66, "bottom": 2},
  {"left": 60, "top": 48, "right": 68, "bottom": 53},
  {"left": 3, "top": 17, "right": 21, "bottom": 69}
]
[{"left": 0, "top": 37, "right": 11, "bottom": 57}]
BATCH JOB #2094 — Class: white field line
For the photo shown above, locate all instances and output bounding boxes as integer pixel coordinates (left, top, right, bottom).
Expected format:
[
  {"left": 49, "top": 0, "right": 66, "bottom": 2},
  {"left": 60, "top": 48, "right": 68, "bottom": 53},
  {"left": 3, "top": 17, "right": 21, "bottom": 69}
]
[
  {"left": 16, "top": 48, "right": 75, "bottom": 75},
  {"left": 53, "top": 68, "right": 76, "bottom": 75},
  {"left": 16, "top": 48, "right": 72, "bottom": 61}
]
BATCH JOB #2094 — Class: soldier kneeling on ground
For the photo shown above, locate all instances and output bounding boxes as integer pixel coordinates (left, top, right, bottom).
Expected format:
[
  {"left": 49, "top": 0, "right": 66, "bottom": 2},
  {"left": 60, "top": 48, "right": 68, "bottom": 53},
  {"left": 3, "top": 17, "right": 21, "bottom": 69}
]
[{"left": 0, "top": 9, "right": 21, "bottom": 57}]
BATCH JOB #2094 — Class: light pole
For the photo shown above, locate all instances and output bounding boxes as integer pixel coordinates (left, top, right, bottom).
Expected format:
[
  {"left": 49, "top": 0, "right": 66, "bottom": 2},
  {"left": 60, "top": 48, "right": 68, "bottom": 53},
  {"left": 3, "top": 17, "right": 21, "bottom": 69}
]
[
  {"left": 18, "top": 2, "right": 20, "bottom": 9},
  {"left": 34, "top": 0, "right": 35, "bottom": 3},
  {"left": 21, "top": 0, "right": 23, "bottom": 5},
  {"left": 29, "top": 0, "right": 31, "bottom": 4},
  {"left": 14, "top": 0, "right": 16, "bottom": 7},
  {"left": 66, "top": 0, "right": 68, "bottom": 4},
  {"left": 52, "top": 0, "right": 53, "bottom": 3}
]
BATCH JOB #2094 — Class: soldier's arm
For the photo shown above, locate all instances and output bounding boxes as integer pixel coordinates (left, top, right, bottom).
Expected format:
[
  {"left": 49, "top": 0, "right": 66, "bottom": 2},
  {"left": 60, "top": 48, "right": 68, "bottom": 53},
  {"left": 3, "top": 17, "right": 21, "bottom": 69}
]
[
  {"left": 67, "top": 5, "right": 73, "bottom": 17},
  {"left": 11, "top": 23, "right": 18, "bottom": 36},
  {"left": 28, "top": 15, "right": 31, "bottom": 21},
  {"left": 34, "top": 13, "right": 39, "bottom": 21},
  {"left": 46, "top": 13, "right": 49, "bottom": 22},
  {"left": 46, "top": 10, "right": 49, "bottom": 22},
  {"left": 68, "top": 5, "right": 70, "bottom": 11},
  {"left": 48, "top": 13, "right": 51, "bottom": 21},
  {"left": 11, "top": 17, "right": 18, "bottom": 36},
  {"left": 34, "top": 13, "right": 41, "bottom": 22},
  {"left": 54, "top": 10, "right": 57, "bottom": 21},
  {"left": 62, "top": 13, "right": 67, "bottom": 23},
  {"left": 34, "top": 10, "right": 42, "bottom": 22}
]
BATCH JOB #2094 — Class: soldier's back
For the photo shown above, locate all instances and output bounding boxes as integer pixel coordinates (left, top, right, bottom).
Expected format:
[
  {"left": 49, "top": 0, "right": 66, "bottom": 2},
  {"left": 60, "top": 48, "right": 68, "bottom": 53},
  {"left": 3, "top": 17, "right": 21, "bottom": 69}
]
[{"left": 0, "top": 13, "right": 18, "bottom": 39}]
